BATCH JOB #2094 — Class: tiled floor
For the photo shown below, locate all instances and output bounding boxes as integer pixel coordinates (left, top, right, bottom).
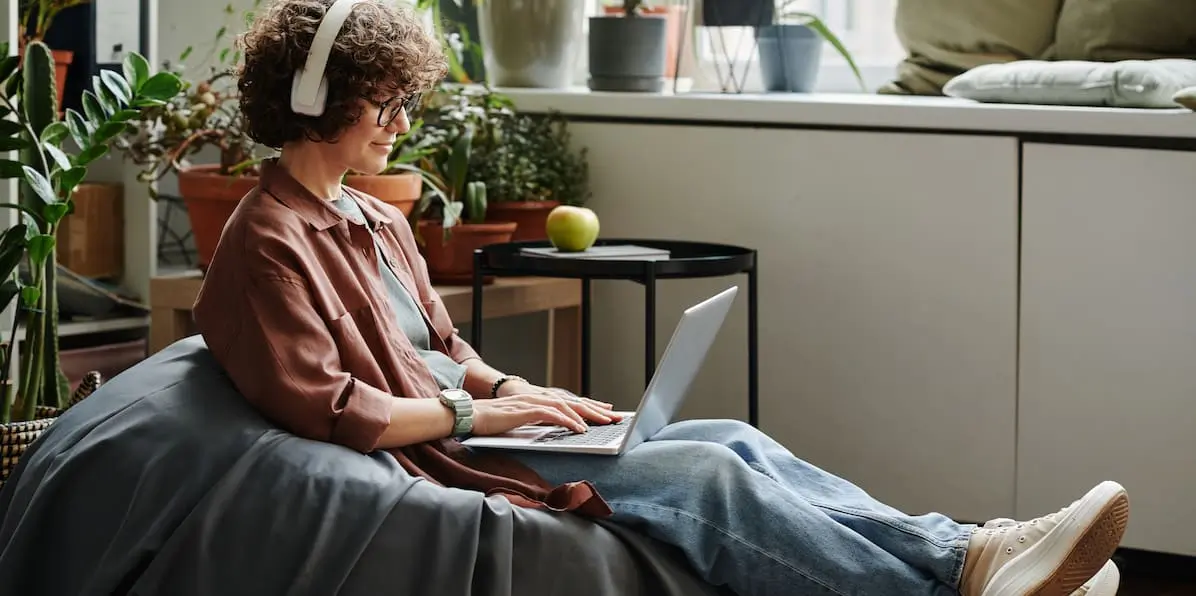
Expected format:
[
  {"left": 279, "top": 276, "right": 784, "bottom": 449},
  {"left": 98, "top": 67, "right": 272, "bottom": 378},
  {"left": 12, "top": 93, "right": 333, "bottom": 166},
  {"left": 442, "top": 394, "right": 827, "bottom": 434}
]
[{"left": 1115, "top": 549, "right": 1196, "bottom": 595}]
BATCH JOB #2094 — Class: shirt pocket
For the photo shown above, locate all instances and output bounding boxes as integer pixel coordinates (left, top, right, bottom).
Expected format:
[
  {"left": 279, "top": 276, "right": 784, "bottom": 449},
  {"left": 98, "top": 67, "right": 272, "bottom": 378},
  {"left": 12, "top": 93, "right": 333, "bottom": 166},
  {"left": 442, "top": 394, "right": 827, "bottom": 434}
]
[{"left": 327, "top": 306, "right": 379, "bottom": 365}]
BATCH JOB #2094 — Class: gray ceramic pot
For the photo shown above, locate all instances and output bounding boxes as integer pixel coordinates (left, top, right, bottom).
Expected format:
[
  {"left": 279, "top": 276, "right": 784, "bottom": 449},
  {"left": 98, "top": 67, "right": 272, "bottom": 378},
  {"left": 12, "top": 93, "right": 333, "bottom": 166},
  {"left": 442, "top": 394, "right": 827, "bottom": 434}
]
[
  {"left": 587, "top": 15, "right": 668, "bottom": 92},
  {"left": 478, "top": 0, "right": 586, "bottom": 88},
  {"left": 757, "top": 24, "right": 824, "bottom": 93}
]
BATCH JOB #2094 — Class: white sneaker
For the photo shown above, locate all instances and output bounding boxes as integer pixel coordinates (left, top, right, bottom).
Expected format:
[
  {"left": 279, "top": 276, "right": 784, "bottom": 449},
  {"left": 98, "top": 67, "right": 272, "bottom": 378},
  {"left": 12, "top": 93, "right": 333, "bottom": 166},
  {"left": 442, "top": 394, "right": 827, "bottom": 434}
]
[
  {"left": 959, "top": 480, "right": 1130, "bottom": 596},
  {"left": 1071, "top": 560, "right": 1120, "bottom": 596}
]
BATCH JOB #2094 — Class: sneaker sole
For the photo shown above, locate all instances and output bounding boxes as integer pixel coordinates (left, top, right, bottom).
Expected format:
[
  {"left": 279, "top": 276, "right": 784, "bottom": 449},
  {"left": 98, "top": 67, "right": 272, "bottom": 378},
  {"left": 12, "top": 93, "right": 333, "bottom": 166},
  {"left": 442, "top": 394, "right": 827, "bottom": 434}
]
[{"left": 981, "top": 480, "right": 1130, "bottom": 596}]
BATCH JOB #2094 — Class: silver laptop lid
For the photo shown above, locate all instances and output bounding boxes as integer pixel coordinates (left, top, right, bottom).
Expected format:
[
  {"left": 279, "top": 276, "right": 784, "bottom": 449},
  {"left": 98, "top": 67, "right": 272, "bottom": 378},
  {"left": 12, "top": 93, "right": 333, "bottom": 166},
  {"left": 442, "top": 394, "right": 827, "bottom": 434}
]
[{"left": 622, "top": 286, "right": 739, "bottom": 448}]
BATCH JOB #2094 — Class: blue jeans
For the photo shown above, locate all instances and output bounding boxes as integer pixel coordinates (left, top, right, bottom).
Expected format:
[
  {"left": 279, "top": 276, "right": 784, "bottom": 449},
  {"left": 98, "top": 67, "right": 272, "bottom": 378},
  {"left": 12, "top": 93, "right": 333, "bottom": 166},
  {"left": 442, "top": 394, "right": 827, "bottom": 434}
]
[{"left": 508, "top": 419, "right": 974, "bottom": 596}]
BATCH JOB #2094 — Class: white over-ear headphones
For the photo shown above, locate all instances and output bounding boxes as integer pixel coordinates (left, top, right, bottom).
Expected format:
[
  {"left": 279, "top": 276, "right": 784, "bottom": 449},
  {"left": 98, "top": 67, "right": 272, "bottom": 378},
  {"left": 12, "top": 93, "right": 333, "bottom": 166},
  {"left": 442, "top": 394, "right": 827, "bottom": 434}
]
[{"left": 290, "top": 0, "right": 366, "bottom": 116}]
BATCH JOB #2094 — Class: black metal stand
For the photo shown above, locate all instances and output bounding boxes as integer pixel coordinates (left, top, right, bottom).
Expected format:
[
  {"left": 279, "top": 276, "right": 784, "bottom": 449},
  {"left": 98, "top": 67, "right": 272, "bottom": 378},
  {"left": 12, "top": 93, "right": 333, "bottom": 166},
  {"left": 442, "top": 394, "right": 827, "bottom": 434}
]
[{"left": 471, "top": 239, "right": 760, "bottom": 427}]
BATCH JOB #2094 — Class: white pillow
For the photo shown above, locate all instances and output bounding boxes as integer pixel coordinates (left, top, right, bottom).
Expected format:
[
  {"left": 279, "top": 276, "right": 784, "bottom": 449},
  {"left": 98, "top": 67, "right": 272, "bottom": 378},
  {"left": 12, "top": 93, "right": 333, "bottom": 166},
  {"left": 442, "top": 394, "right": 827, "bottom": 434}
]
[
  {"left": 943, "top": 59, "right": 1196, "bottom": 108},
  {"left": 1174, "top": 86, "right": 1196, "bottom": 110}
]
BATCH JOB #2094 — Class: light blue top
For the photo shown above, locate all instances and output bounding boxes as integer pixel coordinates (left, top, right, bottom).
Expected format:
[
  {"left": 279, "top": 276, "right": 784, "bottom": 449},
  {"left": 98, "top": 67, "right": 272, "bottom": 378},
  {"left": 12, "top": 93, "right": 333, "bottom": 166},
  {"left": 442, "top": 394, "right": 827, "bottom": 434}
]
[{"left": 331, "top": 194, "right": 467, "bottom": 391}]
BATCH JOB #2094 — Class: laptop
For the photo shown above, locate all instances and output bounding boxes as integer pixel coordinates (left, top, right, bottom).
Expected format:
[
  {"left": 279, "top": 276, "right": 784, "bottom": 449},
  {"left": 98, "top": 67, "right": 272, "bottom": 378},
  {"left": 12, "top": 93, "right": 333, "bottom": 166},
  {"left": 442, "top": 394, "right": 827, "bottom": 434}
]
[{"left": 462, "top": 285, "right": 739, "bottom": 455}]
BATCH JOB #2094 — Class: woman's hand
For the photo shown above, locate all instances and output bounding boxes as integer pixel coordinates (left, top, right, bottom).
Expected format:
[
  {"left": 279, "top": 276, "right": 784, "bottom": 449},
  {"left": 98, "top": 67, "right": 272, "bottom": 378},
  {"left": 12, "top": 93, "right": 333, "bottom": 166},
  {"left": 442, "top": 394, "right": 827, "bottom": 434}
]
[{"left": 471, "top": 383, "right": 622, "bottom": 436}]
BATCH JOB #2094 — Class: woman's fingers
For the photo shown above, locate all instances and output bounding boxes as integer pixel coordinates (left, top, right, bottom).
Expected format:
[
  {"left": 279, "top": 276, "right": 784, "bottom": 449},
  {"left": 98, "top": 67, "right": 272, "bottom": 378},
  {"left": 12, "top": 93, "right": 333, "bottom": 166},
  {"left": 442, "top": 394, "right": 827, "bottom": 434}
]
[{"left": 530, "top": 406, "right": 586, "bottom": 433}]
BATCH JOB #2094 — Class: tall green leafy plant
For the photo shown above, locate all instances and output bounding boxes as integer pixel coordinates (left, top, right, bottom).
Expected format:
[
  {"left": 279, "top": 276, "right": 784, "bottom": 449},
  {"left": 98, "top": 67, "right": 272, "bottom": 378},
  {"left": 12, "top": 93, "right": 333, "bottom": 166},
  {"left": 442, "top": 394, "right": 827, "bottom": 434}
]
[{"left": 0, "top": 41, "right": 183, "bottom": 423}]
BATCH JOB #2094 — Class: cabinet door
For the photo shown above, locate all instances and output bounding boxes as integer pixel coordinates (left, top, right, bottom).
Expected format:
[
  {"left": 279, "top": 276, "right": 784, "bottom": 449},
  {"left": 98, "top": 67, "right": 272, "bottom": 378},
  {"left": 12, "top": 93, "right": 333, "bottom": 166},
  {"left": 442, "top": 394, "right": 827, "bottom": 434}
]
[
  {"left": 1020, "top": 143, "right": 1196, "bottom": 556},
  {"left": 568, "top": 123, "right": 1020, "bottom": 521}
]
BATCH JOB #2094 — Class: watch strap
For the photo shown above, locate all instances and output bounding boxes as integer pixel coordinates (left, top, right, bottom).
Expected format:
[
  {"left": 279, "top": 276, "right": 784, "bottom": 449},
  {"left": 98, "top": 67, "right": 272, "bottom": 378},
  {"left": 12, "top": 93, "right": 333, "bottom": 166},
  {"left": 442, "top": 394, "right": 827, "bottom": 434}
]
[{"left": 438, "top": 389, "right": 474, "bottom": 437}]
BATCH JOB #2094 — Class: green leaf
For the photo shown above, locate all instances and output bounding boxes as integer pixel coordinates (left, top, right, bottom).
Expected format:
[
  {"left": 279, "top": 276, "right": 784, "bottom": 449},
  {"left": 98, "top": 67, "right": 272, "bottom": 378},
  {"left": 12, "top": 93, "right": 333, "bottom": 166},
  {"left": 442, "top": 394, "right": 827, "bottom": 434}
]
[
  {"left": 20, "top": 285, "right": 40, "bottom": 309},
  {"left": 75, "top": 144, "right": 108, "bottom": 166},
  {"left": 109, "top": 109, "right": 140, "bottom": 123},
  {"left": 0, "top": 279, "right": 21, "bottom": 314},
  {"left": 42, "top": 201, "right": 70, "bottom": 225},
  {"left": 0, "top": 203, "right": 45, "bottom": 224},
  {"left": 94, "top": 80, "right": 119, "bottom": 115},
  {"left": 82, "top": 92, "right": 106, "bottom": 124},
  {"left": 42, "top": 142, "right": 71, "bottom": 170},
  {"left": 0, "top": 224, "right": 28, "bottom": 280},
  {"left": 0, "top": 159, "right": 24, "bottom": 178},
  {"left": 123, "top": 52, "right": 150, "bottom": 89},
  {"left": 40, "top": 122, "right": 69, "bottom": 145},
  {"left": 26, "top": 234, "right": 54, "bottom": 268},
  {"left": 4, "top": 71, "right": 22, "bottom": 99},
  {"left": 0, "top": 136, "right": 29, "bottom": 151},
  {"left": 21, "top": 166, "right": 58, "bottom": 204},
  {"left": 0, "top": 119, "right": 21, "bottom": 137},
  {"left": 0, "top": 56, "right": 18, "bottom": 87},
  {"left": 138, "top": 72, "right": 184, "bottom": 102},
  {"left": 55, "top": 167, "right": 86, "bottom": 195},
  {"left": 93, "top": 121, "right": 127, "bottom": 144},
  {"left": 65, "top": 109, "right": 89, "bottom": 148},
  {"left": 100, "top": 69, "right": 133, "bottom": 105}
]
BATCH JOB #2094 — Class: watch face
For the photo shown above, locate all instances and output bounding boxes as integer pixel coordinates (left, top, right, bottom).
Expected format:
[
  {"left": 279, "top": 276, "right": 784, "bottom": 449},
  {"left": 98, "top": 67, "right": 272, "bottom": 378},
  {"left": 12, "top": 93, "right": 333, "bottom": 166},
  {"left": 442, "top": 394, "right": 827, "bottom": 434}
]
[{"left": 442, "top": 389, "right": 471, "bottom": 402}]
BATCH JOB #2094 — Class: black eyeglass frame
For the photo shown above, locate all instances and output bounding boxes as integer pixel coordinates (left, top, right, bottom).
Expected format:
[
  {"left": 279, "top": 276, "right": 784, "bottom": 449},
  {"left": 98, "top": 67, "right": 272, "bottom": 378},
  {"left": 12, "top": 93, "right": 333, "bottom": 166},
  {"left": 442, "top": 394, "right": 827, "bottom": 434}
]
[{"left": 375, "top": 93, "right": 422, "bottom": 127}]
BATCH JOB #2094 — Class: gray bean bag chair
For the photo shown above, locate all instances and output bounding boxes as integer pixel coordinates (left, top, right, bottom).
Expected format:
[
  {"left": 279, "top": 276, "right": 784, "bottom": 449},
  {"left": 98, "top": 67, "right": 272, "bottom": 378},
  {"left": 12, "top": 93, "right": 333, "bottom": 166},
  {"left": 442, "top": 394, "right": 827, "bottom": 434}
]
[{"left": 0, "top": 336, "right": 729, "bottom": 596}]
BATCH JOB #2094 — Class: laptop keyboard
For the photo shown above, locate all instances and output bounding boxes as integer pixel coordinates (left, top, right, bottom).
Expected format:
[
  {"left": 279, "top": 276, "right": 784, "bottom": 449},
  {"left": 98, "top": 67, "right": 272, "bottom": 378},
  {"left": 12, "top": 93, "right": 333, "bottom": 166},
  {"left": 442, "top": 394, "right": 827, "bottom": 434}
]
[{"left": 534, "top": 415, "right": 635, "bottom": 445}]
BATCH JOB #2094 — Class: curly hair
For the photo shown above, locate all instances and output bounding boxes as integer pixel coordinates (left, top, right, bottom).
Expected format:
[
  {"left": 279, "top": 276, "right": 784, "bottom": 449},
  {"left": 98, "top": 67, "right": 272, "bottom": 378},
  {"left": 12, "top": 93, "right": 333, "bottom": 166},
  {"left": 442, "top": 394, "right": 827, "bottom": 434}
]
[{"left": 237, "top": 0, "right": 447, "bottom": 148}]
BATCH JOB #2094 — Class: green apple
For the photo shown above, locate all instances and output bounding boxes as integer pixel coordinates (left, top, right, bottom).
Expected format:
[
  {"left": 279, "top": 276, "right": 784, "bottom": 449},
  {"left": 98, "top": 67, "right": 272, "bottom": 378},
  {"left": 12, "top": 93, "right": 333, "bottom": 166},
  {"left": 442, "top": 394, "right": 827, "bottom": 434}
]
[{"left": 545, "top": 205, "right": 600, "bottom": 252}]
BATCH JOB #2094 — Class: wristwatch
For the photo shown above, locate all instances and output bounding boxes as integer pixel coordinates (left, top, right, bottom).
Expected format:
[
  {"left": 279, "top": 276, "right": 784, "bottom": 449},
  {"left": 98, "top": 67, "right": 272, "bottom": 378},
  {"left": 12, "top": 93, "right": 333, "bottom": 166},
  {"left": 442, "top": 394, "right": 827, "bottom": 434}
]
[{"left": 438, "top": 388, "right": 474, "bottom": 438}]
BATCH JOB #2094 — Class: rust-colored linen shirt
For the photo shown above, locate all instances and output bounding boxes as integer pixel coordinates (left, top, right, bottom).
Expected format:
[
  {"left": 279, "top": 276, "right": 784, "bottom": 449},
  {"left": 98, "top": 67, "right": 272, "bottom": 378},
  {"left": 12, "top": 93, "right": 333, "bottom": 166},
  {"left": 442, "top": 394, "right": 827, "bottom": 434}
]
[{"left": 192, "top": 159, "right": 611, "bottom": 517}]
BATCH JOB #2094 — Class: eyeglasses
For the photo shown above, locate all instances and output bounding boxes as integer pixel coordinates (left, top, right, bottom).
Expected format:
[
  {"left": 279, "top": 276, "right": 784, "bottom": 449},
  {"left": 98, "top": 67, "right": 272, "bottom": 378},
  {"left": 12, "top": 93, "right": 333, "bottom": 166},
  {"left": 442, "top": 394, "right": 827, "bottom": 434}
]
[{"left": 375, "top": 93, "right": 421, "bottom": 127}]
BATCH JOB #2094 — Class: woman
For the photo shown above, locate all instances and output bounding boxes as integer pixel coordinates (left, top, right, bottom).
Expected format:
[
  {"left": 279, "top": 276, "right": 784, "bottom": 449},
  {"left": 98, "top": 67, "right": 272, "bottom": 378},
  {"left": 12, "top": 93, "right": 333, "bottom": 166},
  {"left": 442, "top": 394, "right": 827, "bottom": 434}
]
[{"left": 193, "top": 1, "right": 1129, "bottom": 595}]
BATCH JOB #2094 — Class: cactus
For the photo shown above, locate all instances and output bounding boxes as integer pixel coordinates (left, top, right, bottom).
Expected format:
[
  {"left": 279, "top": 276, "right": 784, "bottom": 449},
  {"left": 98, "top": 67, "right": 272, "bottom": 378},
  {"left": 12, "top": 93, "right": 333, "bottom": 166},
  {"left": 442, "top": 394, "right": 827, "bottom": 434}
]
[
  {"left": 0, "top": 41, "right": 184, "bottom": 423},
  {"left": 464, "top": 181, "right": 486, "bottom": 224}
]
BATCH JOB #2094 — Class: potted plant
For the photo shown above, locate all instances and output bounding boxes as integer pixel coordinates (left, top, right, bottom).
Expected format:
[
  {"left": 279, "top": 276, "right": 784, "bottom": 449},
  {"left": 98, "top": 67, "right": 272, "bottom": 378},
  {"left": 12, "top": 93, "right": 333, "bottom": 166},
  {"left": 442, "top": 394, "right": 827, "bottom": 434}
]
[
  {"left": 18, "top": 0, "right": 90, "bottom": 106},
  {"left": 757, "top": 1, "right": 864, "bottom": 92},
  {"left": 602, "top": 0, "right": 688, "bottom": 80},
  {"left": 467, "top": 0, "right": 587, "bottom": 89},
  {"left": 477, "top": 110, "right": 590, "bottom": 241},
  {"left": 0, "top": 41, "right": 183, "bottom": 485},
  {"left": 410, "top": 124, "right": 515, "bottom": 285},
  {"left": 588, "top": 0, "right": 671, "bottom": 92},
  {"left": 700, "top": 0, "right": 773, "bottom": 27},
  {"left": 113, "top": 3, "right": 264, "bottom": 271}
]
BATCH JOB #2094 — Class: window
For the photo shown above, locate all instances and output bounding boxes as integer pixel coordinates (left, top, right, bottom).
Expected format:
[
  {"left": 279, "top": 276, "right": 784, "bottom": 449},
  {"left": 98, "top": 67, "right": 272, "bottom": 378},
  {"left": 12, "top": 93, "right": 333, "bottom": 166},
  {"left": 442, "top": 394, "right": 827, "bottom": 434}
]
[{"left": 582, "top": 0, "right": 904, "bottom": 93}]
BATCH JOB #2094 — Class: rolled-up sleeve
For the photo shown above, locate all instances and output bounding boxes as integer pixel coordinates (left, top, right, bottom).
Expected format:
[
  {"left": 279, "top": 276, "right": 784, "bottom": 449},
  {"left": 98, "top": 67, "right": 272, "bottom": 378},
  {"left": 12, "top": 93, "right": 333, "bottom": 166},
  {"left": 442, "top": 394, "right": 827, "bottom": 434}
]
[{"left": 198, "top": 272, "right": 393, "bottom": 453}]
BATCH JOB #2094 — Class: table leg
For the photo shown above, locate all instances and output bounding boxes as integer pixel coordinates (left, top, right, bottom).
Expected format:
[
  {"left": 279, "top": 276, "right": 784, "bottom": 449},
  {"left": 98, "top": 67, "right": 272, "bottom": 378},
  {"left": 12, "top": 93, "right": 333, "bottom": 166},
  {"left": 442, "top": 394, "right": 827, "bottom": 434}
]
[
  {"left": 471, "top": 254, "right": 484, "bottom": 351},
  {"left": 644, "top": 269, "right": 657, "bottom": 388},
  {"left": 748, "top": 264, "right": 759, "bottom": 428},
  {"left": 547, "top": 305, "right": 582, "bottom": 395},
  {"left": 150, "top": 307, "right": 192, "bottom": 355},
  {"left": 581, "top": 278, "right": 591, "bottom": 397}
]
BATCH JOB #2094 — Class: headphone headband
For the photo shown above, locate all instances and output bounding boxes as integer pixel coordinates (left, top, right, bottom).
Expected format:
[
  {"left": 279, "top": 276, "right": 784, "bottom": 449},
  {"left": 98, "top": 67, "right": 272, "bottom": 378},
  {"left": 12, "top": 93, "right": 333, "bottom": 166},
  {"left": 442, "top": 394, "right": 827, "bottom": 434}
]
[{"left": 291, "top": 0, "right": 366, "bottom": 115}]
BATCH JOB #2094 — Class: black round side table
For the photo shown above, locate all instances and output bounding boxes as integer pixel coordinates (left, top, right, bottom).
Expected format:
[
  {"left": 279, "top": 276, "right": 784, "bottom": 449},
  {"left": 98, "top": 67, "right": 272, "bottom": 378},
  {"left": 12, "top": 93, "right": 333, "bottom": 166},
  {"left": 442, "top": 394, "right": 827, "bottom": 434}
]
[{"left": 471, "top": 238, "right": 760, "bottom": 427}]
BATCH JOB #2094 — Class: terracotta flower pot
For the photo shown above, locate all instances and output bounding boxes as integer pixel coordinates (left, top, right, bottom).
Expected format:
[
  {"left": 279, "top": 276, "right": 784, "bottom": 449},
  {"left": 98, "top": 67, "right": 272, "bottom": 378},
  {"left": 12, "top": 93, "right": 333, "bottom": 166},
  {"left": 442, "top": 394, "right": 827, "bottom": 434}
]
[
  {"left": 418, "top": 220, "right": 517, "bottom": 285},
  {"left": 486, "top": 200, "right": 559, "bottom": 241},
  {"left": 344, "top": 172, "right": 422, "bottom": 216},
  {"left": 177, "top": 165, "right": 260, "bottom": 270}
]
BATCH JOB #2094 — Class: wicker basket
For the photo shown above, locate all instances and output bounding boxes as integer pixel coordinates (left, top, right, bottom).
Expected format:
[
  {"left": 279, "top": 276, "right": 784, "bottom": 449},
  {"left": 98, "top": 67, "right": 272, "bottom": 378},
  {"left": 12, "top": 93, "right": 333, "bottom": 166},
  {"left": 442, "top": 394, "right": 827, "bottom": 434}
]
[{"left": 0, "top": 372, "right": 103, "bottom": 489}]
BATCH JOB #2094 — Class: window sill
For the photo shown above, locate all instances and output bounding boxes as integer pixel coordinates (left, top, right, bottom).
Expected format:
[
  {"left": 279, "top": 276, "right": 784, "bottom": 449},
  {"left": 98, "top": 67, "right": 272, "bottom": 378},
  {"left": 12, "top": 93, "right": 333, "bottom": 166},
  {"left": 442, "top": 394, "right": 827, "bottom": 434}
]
[{"left": 498, "top": 86, "right": 1196, "bottom": 141}]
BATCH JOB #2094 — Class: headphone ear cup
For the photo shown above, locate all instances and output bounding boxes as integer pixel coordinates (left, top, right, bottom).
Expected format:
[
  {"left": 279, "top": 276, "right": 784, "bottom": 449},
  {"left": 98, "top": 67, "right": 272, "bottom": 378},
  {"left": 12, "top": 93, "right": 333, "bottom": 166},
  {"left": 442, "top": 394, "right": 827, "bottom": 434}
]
[{"left": 290, "top": 68, "right": 329, "bottom": 116}]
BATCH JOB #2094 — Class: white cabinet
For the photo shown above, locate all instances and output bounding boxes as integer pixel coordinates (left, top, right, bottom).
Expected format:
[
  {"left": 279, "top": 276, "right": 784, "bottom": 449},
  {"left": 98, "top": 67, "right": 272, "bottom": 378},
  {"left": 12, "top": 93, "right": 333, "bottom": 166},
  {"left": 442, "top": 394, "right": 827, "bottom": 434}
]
[
  {"left": 1020, "top": 143, "right": 1196, "bottom": 555},
  {"left": 568, "top": 123, "right": 1020, "bottom": 522}
]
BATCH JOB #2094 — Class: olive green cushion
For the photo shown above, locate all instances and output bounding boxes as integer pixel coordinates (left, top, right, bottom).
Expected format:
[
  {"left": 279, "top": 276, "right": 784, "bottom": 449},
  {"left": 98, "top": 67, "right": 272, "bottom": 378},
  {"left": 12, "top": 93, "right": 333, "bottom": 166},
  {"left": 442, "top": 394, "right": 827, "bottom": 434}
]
[
  {"left": 879, "top": 0, "right": 1065, "bottom": 96},
  {"left": 1044, "top": 0, "right": 1196, "bottom": 62}
]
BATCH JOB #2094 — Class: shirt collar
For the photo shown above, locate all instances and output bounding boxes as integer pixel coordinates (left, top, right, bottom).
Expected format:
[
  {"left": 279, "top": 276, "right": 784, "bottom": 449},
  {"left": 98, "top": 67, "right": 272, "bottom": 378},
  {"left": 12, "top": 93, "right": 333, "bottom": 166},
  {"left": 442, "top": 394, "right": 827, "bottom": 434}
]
[{"left": 260, "top": 158, "right": 394, "bottom": 232}]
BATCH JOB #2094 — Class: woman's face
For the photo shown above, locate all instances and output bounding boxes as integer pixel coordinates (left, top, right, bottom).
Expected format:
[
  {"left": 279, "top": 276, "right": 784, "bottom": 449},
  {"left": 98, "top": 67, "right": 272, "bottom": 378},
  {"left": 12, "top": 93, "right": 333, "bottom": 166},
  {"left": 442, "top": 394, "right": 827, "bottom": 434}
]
[{"left": 336, "top": 94, "right": 412, "bottom": 176}]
